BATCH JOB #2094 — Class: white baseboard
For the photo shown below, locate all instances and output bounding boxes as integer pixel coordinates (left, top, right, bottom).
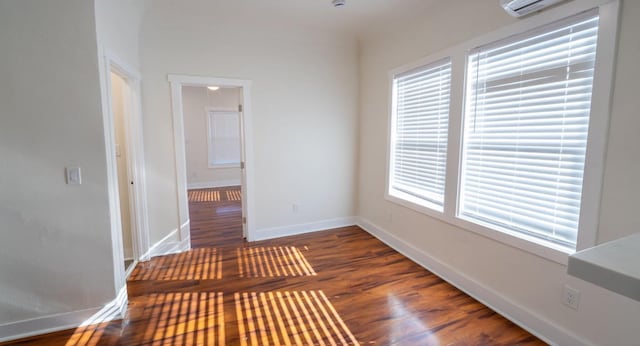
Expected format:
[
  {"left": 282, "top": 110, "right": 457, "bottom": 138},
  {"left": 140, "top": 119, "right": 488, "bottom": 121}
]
[
  {"left": 187, "top": 179, "right": 240, "bottom": 190},
  {"left": 143, "top": 228, "right": 177, "bottom": 259},
  {"left": 143, "top": 224, "right": 191, "bottom": 260},
  {"left": 253, "top": 217, "right": 357, "bottom": 241},
  {"left": 124, "top": 247, "right": 133, "bottom": 260},
  {"left": 0, "top": 286, "right": 128, "bottom": 343},
  {"left": 179, "top": 233, "right": 191, "bottom": 253},
  {"left": 179, "top": 219, "right": 190, "bottom": 244},
  {"left": 357, "top": 218, "right": 589, "bottom": 346}
]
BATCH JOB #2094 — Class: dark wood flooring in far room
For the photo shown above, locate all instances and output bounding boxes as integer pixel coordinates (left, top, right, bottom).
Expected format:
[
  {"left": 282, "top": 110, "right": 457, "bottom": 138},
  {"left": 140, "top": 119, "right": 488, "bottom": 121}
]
[
  {"left": 2, "top": 186, "right": 545, "bottom": 345},
  {"left": 188, "top": 186, "right": 244, "bottom": 247}
]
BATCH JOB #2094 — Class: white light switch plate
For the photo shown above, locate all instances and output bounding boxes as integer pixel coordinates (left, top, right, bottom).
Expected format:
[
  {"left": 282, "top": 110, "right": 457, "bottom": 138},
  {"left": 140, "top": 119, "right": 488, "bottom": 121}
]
[{"left": 66, "top": 167, "right": 82, "bottom": 185}]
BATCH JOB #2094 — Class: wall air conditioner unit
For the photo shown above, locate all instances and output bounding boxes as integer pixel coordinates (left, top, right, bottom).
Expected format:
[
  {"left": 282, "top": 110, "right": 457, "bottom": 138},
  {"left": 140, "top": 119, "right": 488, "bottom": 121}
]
[{"left": 500, "top": 0, "right": 569, "bottom": 17}]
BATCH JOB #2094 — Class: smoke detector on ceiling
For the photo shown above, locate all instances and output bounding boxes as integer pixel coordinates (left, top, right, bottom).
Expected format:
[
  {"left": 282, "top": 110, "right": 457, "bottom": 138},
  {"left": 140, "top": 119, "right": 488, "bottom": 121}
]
[{"left": 332, "top": 0, "right": 346, "bottom": 8}]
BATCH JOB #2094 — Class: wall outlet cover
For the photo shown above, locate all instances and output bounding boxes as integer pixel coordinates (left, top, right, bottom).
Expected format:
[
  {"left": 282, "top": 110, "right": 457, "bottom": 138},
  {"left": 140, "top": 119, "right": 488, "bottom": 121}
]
[{"left": 562, "top": 285, "right": 580, "bottom": 310}]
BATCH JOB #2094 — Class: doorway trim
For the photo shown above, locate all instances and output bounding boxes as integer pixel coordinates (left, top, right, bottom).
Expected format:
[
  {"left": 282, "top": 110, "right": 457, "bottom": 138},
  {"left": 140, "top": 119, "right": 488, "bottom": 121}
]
[
  {"left": 102, "top": 52, "right": 151, "bottom": 294},
  {"left": 168, "top": 75, "right": 255, "bottom": 242}
]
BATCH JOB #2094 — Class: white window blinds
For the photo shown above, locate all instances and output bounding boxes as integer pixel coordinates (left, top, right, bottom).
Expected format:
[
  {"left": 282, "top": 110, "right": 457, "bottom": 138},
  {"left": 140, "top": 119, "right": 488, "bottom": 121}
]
[
  {"left": 390, "top": 58, "right": 452, "bottom": 210},
  {"left": 208, "top": 111, "right": 241, "bottom": 166},
  {"left": 459, "top": 10, "right": 599, "bottom": 249}
]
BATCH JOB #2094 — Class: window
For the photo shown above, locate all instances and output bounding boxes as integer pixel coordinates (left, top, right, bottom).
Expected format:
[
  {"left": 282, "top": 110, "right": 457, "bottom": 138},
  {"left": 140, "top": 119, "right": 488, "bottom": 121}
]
[
  {"left": 207, "top": 111, "right": 241, "bottom": 167},
  {"left": 459, "top": 10, "right": 600, "bottom": 250},
  {"left": 388, "top": 58, "right": 452, "bottom": 211},
  {"left": 385, "top": 2, "right": 618, "bottom": 260}
]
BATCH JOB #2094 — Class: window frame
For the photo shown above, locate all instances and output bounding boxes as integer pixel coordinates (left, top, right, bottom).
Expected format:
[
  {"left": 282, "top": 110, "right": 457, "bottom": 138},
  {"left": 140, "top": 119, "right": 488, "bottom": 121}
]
[
  {"left": 386, "top": 51, "right": 460, "bottom": 220},
  {"left": 384, "top": 0, "right": 619, "bottom": 264},
  {"left": 206, "top": 108, "right": 242, "bottom": 169},
  {"left": 387, "top": 57, "right": 453, "bottom": 214}
]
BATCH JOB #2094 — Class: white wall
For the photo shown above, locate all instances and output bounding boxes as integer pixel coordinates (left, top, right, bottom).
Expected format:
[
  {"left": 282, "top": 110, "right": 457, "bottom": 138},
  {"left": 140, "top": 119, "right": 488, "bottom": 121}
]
[
  {"left": 358, "top": 0, "right": 640, "bottom": 345},
  {"left": 0, "top": 0, "right": 149, "bottom": 340},
  {"left": 183, "top": 86, "right": 242, "bottom": 189},
  {"left": 95, "top": 0, "right": 149, "bottom": 71},
  {"left": 140, "top": 0, "right": 359, "bottom": 244},
  {"left": 0, "top": 0, "right": 114, "bottom": 331},
  {"left": 597, "top": 0, "right": 640, "bottom": 244}
]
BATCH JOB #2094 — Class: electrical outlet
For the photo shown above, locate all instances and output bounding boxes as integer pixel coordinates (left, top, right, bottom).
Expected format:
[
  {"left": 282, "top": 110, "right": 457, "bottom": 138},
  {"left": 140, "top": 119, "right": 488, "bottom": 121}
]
[
  {"left": 562, "top": 285, "right": 580, "bottom": 310},
  {"left": 292, "top": 204, "right": 299, "bottom": 213}
]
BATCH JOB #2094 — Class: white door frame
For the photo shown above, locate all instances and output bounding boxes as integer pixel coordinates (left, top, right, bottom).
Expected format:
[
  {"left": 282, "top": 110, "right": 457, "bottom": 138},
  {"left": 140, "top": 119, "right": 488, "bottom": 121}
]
[
  {"left": 168, "top": 75, "right": 255, "bottom": 242},
  {"left": 101, "top": 52, "right": 151, "bottom": 294}
]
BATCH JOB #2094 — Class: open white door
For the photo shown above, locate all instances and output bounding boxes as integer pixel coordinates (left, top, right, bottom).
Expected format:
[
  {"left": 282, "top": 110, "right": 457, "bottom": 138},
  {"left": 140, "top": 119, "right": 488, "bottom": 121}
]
[{"left": 238, "top": 100, "right": 248, "bottom": 239}]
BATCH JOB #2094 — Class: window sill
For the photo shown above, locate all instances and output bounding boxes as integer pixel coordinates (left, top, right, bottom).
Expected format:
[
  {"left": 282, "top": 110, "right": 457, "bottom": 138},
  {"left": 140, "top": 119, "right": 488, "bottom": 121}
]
[
  {"left": 385, "top": 193, "right": 573, "bottom": 266},
  {"left": 208, "top": 163, "right": 240, "bottom": 169},
  {"left": 387, "top": 190, "right": 444, "bottom": 217},
  {"left": 453, "top": 216, "right": 573, "bottom": 265}
]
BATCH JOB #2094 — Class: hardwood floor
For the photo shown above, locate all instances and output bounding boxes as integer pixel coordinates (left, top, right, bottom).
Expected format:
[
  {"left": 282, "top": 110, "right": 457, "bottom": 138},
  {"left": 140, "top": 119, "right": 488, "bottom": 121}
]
[
  {"left": 3, "top": 187, "right": 545, "bottom": 345},
  {"left": 188, "top": 186, "right": 244, "bottom": 248}
]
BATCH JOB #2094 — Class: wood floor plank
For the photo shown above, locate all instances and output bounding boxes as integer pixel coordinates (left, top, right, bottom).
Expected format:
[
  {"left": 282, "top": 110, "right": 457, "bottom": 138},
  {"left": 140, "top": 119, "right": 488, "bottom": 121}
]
[{"left": 2, "top": 187, "right": 545, "bottom": 345}]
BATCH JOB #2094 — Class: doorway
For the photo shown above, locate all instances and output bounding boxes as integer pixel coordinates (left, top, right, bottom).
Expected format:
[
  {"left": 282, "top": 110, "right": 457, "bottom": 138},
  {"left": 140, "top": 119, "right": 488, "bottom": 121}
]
[
  {"left": 110, "top": 72, "right": 137, "bottom": 273},
  {"left": 168, "top": 75, "right": 254, "bottom": 246},
  {"left": 183, "top": 86, "right": 244, "bottom": 246},
  {"left": 103, "top": 56, "right": 151, "bottom": 293}
]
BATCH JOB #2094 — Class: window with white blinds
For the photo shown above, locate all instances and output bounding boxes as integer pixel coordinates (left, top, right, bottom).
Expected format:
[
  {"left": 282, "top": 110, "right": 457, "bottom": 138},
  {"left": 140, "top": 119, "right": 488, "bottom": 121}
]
[
  {"left": 459, "top": 10, "right": 600, "bottom": 249},
  {"left": 208, "top": 111, "right": 241, "bottom": 166},
  {"left": 389, "top": 58, "right": 452, "bottom": 211}
]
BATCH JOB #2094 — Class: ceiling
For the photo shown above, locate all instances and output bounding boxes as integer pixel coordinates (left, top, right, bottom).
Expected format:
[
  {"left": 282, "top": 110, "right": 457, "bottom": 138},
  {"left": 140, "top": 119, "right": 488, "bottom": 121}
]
[
  {"left": 147, "top": 0, "right": 443, "bottom": 40},
  {"left": 259, "top": 0, "right": 442, "bottom": 38}
]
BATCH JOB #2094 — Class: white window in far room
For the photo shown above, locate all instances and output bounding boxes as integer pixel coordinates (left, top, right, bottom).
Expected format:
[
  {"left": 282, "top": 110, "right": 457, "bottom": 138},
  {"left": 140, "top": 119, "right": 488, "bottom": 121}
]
[{"left": 207, "top": 111, "right": 241, "bottom": 167}]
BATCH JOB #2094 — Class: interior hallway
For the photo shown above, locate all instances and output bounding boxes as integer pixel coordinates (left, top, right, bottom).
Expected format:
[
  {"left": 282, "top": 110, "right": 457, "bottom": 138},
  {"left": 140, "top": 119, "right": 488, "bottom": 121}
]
[{"left": 2, "top": 187, "right": 545, "bottom": 345}]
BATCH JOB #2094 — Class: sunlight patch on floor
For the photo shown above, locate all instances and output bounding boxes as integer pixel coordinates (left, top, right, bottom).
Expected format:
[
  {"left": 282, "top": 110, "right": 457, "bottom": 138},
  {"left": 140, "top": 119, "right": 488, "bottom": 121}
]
[
  {"left": 234, "top": 290, "right": 359, "bottom": 346},
  {"left": 188, "top": 188, "right": 241, "bottom": 202},
  {"left": 188, "top": 189, "right": 221, "bottom": 202},
  {"left": 237, "top": 246, "right": 317, "bottom": 278},
  {"left": 129, "top": 248, "right": 222, "bottom": 281},
  {"left": 225, "top": 189, "right": 241, "bottom": 201},
  {"left": 64, "top": 299, "right": 123, "bottom": 346},
  {"left": 142, "top": 292, "right": 224, "bottom": 346}
]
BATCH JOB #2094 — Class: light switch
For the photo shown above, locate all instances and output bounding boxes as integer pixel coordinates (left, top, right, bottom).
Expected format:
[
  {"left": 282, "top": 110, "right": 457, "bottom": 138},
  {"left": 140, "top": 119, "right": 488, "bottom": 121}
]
[
  {"left": 115, "top": 144, "right": 121, "bottom": 157},
  {"left": 66, "top": 167, "right": 82, "bottom": 185}
]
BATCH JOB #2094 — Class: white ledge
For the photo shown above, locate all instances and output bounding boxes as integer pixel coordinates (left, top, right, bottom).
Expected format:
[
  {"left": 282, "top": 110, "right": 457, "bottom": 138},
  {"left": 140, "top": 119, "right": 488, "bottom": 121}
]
[{"left": 568, "top": 233, "right": 640, "bottom": 302}]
